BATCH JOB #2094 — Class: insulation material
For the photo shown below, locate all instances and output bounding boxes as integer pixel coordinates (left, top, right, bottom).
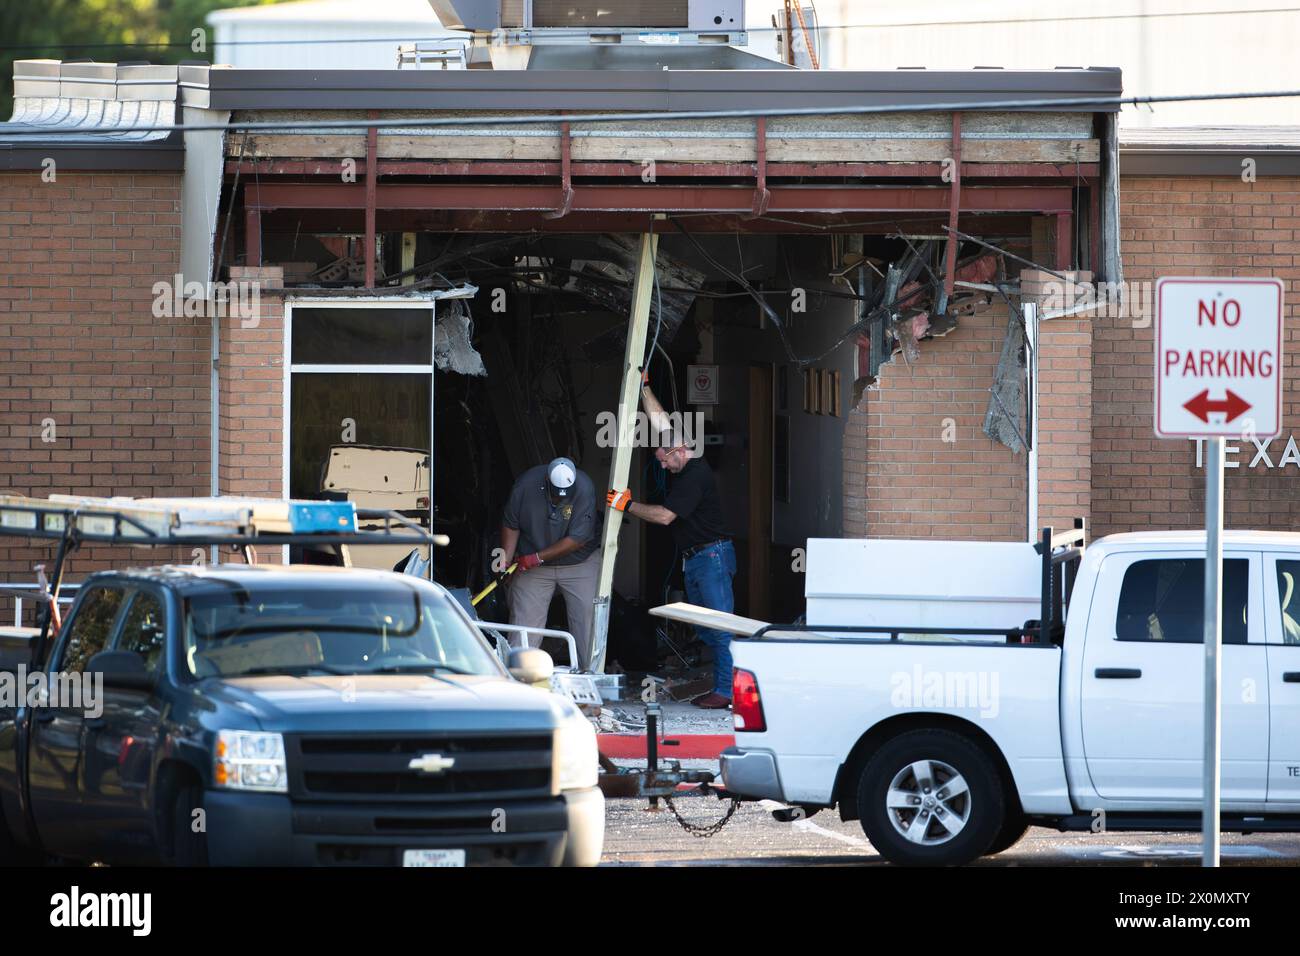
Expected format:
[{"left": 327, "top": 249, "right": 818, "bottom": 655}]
[
  {"left": 983, "top": 312, "right": 1029, "bottom": 454},
  {"left": 434, "top": 297, "right": 486, "bottom": 376},
  {"left": 574, "top": 235, "right": 706, "bottom": 361}
]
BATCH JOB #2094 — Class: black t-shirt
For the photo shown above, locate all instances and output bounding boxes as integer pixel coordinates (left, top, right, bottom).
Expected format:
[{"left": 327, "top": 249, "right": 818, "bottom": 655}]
[{"left": 663, "top": 457, "right": 729, "bottom": 552}]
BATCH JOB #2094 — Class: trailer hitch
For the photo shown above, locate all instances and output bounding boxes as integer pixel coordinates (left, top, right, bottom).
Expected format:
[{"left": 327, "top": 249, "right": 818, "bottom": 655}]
[{"left": 596, "top": 701, "right": 742, "bottom": 837}]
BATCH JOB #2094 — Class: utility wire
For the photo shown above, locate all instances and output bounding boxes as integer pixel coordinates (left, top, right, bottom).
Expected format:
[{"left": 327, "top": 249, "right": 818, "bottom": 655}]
[
  {"left": 3, "top": 87, "right": 1300, "bottom": 138},
  {"left": 3, "top": 7, "right": 1300, "bottom": 51}
]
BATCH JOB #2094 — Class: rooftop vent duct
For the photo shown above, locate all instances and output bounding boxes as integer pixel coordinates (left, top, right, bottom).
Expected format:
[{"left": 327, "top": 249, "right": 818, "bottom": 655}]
[{"left": 9, "top": 60, "right": 177, "bottom": 140}]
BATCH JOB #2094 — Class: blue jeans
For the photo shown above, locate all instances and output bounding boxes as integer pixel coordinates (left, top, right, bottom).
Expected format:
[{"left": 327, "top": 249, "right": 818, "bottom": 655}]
[{"left": 683, "top": 540, "right": 737, "bottom": 697}]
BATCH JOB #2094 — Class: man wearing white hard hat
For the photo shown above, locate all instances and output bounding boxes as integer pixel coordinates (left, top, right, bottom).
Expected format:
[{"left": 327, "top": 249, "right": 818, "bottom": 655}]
[{"left": 500, "top": 456, "right": 601, "bottom": 668}]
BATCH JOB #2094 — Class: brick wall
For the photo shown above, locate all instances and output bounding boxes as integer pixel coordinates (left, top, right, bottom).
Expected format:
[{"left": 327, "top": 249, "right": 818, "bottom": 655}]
[
  {"left": 218, "top": 266, "right": 284, "bottom": 499},
  {"left": 842, "top": 268, "right": 1095, "bottom": 541},
  {"left": 1025, "top": 271, "right": 1094, "bottom": 535},
  {"left": 215, "top": 266, "right": 285, "bottom": 566},
  {"left": 0, "top": 171, "right": 205, "bottom": 586},
  {"left": 843, "top": 298, "right": 1028, "bottom": 541},
  {"left": 1095, "top": 174, "right": 1300, "bottom": 536}
]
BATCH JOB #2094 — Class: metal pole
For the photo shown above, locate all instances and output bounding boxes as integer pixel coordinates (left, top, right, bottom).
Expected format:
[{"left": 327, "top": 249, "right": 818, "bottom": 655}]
[
  {"left": 1025, "top": 301, "right": 1039, "bottom": 542},
  {"left": 1202, "top": 436, "right": 1224, "bottom": 868}
]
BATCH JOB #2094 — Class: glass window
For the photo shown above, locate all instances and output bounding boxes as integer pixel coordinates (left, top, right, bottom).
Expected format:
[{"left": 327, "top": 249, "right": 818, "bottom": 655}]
[
  {"left": 60, "top": 586, "right": 126, "bottom": 673},
  {"left": 289, "top": 372, "right": 430, "bottom": 500},
  {"left": 182, "top": 581, "right": 501, "bottom": 679},
  {"left": 1274, "top": 560, "right": 1300, "bottom": 645},
  {"left": 114, "top": 591, "right": 167, "bottom": 677},
  {"left": 1115, "top": 558, "right": 1249, "bottom": 644},
  {"left": 290, "top": 308, "right": 432, "bottom": 365}
]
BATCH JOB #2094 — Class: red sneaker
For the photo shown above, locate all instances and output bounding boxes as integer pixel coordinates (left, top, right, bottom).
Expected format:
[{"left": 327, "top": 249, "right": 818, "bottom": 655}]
[{"left": 692, "top": 692, "right": 732, "bottom": 709}]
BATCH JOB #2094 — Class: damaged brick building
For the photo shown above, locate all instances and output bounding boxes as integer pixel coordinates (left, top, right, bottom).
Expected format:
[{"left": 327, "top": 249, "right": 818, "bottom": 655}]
[{"left": 4, "top": 50, "right": 1289, "bottom": 657}]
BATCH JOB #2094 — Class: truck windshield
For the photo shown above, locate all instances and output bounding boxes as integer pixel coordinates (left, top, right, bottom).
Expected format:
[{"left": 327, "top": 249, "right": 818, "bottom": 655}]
[{"left": 182, "top": 583, "right": 502, "bottom": 679}]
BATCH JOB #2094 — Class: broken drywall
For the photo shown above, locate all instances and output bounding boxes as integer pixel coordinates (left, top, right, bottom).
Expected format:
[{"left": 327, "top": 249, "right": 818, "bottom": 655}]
[{"left": 435, "top": 297, "right": 486, "bottom": 376}]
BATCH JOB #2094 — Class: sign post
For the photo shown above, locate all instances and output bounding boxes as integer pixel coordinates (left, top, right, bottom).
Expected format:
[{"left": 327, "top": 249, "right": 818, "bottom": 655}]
[{"left": 1154, "top": 276, "right": 1284, "bottom": 868}]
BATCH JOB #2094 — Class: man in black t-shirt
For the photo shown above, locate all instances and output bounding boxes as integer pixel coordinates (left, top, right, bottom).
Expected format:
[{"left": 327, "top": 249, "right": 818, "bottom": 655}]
[{"left": 607, "top": 384, "right": 736, "bottom": 709}]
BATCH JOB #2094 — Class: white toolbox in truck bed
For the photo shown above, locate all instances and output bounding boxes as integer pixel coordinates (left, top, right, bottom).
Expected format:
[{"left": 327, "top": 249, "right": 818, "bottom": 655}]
[{"left": 805, "top": 537, "right": 1043, "bottom": 632}]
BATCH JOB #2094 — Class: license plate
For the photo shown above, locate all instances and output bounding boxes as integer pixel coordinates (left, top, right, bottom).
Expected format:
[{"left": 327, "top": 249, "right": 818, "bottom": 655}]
[{"left": 402, "top": 849, "right": 465, "bottom": 867}]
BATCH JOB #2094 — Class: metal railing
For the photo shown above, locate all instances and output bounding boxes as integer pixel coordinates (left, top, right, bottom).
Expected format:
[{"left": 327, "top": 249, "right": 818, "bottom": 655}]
[
  {"left": 474, "top": 621, "right": 581, "bottom": 672},
  {"left": 3, "top": 582, "right": 80, "bottom": 628}
]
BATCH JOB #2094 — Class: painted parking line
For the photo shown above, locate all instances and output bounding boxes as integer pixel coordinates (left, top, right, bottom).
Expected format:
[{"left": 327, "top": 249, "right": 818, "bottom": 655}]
[{"left": 1060, "top": 843, "right": 1286, "bottom": 861}]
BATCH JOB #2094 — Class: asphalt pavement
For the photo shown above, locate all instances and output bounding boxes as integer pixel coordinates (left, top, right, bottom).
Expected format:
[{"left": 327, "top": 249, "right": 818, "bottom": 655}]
[{"left": 600, "top": 792, "right": 1300, "bottom": 866}]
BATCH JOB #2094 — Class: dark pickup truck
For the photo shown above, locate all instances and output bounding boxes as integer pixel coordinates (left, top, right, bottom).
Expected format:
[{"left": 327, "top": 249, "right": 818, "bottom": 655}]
[{"left": 0, "top": 564, "right": 603, "bottom": 867}]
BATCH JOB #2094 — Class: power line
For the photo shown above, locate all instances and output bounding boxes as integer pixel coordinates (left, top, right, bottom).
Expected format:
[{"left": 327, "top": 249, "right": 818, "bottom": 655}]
[
  {"left": 2, "top": 6, "right": 1299, "bottom": 53},
  {"left": 2, "top": 87, "right": 1299, "bottom": 138}
]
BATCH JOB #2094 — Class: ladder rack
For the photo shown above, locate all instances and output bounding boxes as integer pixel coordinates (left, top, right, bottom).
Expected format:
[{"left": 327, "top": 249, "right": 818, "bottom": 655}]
[{"left": 0, "top": 494, "right": 447, "bottom": 548}]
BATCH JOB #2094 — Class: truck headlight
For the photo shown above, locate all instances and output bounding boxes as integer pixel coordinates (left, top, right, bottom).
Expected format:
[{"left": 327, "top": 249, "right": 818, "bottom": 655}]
[
  {"left": 215, "top": 730, "right": 288, "bottom": 793},
  {"left": 553, "top": 719, "right": 598, "bottom": 792}
]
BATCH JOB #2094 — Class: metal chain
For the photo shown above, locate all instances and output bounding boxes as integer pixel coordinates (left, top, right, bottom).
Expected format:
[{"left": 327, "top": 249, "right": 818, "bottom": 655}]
[{"left": 663, "top": 796, "right": 741, "bottom": 838}]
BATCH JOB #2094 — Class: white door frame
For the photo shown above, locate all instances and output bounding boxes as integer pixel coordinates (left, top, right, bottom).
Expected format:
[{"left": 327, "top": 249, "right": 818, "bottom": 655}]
[{"left": 282, "top": 296, "right": 441, "bottom": 566}]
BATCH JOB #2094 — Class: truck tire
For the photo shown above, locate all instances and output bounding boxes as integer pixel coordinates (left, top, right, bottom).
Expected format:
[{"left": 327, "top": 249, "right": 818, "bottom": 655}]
[
  {"left": 170, "top": 785, "right": 209, "bottom": 867},
  {"left": 856, "top": 729, "right": 1004, "bottom": 866},
  {"left": 985, "top": 816, "right": 1030, "bottom": 856}
]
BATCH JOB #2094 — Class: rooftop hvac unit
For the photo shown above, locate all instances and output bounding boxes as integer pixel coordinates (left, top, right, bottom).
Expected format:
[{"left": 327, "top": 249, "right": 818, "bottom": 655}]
[{"left": 427, "top": 0, "right": 744, "bottom": 34}]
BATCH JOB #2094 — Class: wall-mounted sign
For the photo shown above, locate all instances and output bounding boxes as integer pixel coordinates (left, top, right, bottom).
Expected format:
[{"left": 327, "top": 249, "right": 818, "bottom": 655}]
[{"left": 687, "top": 365, "right": 719, "bottom": 405}]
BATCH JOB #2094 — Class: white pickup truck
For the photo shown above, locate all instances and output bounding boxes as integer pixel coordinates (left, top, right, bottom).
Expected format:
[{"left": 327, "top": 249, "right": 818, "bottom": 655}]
[{"left": 653, "top": 523, "right": 1300, "bottom": 865}]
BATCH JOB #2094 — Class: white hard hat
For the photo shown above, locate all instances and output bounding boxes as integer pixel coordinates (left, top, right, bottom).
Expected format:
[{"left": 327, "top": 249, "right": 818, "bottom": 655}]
[{"left": 548, "top": 457, "right": 577, "bottom": 496}]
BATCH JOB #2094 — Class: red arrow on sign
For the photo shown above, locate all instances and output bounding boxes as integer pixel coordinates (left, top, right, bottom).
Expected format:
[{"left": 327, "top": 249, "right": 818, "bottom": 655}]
[{"left": 1182, "top": 388, "right": 1252, "bottom": 423}]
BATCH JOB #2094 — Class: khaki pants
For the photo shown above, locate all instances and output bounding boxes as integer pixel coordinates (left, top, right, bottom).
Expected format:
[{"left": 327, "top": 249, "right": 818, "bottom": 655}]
[{"left": 508, "top": 547, "right": 600, "bottom": 669}]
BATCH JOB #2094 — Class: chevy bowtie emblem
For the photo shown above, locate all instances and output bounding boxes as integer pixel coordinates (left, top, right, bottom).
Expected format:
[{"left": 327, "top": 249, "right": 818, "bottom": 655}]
[{"left": 408, "top": 753, "right": 456, "bottom": 774}]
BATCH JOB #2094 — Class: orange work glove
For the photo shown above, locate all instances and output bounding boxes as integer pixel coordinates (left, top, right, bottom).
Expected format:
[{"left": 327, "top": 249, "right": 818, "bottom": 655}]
[
  {"left": 607, "top": 488, "right": 632, "bottom": 512},
  {"left": 517, "top": 552, "right": 543, "bottom": 572}
]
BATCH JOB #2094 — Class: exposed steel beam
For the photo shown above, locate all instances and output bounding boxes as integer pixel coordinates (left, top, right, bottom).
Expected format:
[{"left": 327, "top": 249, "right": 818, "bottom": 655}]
[
  {"left": 943, "top": 112, "right": 962, "bottom": 306},
  {"left": 364, "top": 109, "right": 378, "bottom": 287},
  {"left": 1089, "top": 184, "right": 1101, "bottom": 275},
  {"left": 749, "top": 116, "right": 770, "bottom": 219},
  {"left": 245, "top": 182, "right": 1074, "bottom": 215},
  {"left": 225, "top": 159, "right": 1100, "bottom": 180},
  {"left": 244, "top": 205, "right": 261, "bottom": 267},
  {"left": 258, "top": 207, "right": 1039, "bottom": 237},
  {"left": 1056, "top": 211, "right": 1073, "bottom": 270},
  {"left": 544, "top": 120, "right": 573, "bottom": 220}
]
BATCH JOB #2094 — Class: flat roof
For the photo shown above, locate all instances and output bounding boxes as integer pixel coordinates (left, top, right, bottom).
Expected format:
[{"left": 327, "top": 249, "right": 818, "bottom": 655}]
[
  {"left": 195, "top": 65, "right": 1122, "bottom": 112},
  {"left": 1120, "top": 125, "right": 1300, "bottom": 176}
]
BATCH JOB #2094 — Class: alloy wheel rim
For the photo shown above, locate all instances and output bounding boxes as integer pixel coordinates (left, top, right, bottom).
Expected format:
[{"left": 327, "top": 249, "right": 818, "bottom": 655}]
[{"left": 885, "top": 758, "right": 971, "bottom": 845}]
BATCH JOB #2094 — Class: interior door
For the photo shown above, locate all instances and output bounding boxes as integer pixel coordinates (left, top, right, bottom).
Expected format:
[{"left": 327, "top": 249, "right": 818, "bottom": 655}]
[
  {"left": 26, "top": 583, "right": 126, "bottom": 855},
  {"left": 1080, "top": 551, "right": 1269, "bottom": 804},
  {"left": 80, "top": 587, "right": 167, "bottom": 862},
  {"left": 1262, "top": 553, "right": 1300, "bottom": 804}
]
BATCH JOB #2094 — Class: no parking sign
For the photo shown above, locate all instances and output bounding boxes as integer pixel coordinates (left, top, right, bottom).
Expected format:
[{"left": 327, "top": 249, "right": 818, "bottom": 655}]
[{"left": 1155, "top": 277, "right": 1284, "bottom": 438}]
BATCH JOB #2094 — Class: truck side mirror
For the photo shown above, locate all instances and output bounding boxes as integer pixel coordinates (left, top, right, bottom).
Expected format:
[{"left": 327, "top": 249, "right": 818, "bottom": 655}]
[
  {"left": 86, "top": 650, "right": 154, "bottom": 691},
  {"left": 507, "top": 648, "right": 554, "bottom": 685}
]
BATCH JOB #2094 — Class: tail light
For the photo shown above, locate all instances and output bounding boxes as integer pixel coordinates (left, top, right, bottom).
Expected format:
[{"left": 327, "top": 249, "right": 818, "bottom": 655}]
[
  {"left": 416, "top": 496, "right": 430, "bottom": 510},
  {"left": 732, "top": 668, "right": 766, "bottom": 732}
]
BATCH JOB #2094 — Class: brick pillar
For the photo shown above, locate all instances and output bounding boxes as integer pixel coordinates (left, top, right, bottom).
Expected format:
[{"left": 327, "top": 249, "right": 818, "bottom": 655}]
[
  {"left": 1021, "top": 269, "right": 1094, "bottom": 535},
  {"left": 219, "top": 267, "right": 284, "bottom": 500}
]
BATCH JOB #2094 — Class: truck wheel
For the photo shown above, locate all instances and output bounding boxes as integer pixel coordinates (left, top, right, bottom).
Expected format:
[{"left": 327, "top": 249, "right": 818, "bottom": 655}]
[
  {"left": 856, "top": 729, "right": 1004, "bottom": 866},
  {"left": 985, "top": 816, "right": 1030, "bottom": 856},
  {"left": 170, "top": 785, "right": 209, "bottom": 867}
]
